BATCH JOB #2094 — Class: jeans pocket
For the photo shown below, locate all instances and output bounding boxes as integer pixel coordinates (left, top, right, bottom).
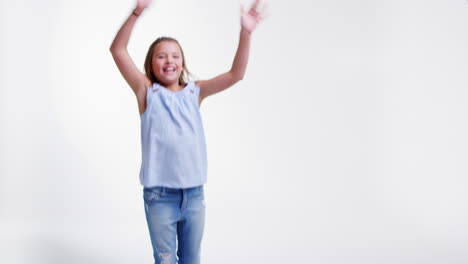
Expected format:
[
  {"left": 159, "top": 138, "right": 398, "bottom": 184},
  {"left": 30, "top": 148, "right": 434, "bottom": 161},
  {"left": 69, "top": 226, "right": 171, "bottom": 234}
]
[{"left": 143, "top": 187, "right": 163, "bottom": 202}]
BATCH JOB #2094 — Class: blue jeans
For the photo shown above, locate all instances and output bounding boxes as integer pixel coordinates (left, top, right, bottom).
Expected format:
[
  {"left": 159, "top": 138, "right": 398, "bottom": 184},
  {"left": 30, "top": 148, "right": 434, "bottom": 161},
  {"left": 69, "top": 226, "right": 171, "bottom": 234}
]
[{"left": 143, "top": 185, "right": 206, "bottom": 264}]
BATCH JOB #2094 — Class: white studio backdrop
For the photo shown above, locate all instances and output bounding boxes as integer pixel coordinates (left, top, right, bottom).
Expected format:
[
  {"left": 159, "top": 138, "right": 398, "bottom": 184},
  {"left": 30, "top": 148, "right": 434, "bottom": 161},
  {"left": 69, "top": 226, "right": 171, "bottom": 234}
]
[{"left": 1, "top": 0, "right": 468, "bottom": 263}]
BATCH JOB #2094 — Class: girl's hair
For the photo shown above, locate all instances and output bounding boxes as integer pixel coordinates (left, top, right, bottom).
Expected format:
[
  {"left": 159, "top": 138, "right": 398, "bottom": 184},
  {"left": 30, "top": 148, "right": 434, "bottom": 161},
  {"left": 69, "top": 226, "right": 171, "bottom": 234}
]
[{"left": 144, "top": 37, "right": 191, "bottom": 86}]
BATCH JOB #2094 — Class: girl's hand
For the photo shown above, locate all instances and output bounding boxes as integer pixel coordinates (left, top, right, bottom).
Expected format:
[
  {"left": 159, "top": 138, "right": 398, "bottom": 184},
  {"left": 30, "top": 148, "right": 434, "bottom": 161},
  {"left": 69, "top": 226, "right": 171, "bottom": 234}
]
[
  {"left": 135, "top": 0, "right": 152, "bottom": 14},
  {"left": 241, "top": 0, "right": 267, "bottom": 34}
]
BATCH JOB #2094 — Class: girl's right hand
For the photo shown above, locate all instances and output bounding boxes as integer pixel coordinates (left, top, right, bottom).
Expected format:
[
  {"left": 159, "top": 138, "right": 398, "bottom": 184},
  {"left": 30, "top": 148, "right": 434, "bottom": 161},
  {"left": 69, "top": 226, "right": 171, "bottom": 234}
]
[{"left": 135, "top": 0, "right": 152, "bottom": 13}]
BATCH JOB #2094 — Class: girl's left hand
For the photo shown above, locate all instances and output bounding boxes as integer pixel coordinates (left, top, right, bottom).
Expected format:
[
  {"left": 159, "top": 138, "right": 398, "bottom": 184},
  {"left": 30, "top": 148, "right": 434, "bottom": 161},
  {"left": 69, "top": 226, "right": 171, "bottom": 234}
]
[{"left": 241, "top": 0, "right": 268, "bottom": 34}]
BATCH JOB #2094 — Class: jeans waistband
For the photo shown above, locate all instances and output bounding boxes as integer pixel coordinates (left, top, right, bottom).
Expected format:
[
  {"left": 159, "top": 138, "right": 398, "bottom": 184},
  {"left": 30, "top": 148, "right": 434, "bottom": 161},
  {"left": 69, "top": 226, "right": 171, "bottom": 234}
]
[{"left": 143, "top": 185, "right": 203, "bottom": 192}]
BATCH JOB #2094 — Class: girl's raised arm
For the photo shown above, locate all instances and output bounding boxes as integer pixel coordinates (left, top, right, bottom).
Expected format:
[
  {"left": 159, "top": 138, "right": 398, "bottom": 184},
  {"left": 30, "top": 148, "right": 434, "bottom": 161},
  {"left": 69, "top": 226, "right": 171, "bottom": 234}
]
[
  {"left": 196, "top": 0, "right": 267, "bottom": 103},
  {"left": 110, "top": 0, "right": 153, "bottom": 96}
]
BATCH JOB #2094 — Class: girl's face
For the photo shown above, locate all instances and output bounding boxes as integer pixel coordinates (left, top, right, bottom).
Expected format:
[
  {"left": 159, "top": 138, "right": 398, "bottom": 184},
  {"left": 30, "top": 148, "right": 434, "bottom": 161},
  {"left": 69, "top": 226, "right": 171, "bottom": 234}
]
[{"left": 152, "top": 41, "right": 184, "bottom": 86}]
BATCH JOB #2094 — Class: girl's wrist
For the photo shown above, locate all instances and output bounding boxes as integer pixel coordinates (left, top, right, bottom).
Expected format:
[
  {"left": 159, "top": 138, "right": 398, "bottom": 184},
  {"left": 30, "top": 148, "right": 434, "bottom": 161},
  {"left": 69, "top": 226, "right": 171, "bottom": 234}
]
[
  {"left": 241, "top": 26, "right": 252, "bottom": 35},
  {"left": 132, "top": 8, "right": 144, "bottom": 16}
]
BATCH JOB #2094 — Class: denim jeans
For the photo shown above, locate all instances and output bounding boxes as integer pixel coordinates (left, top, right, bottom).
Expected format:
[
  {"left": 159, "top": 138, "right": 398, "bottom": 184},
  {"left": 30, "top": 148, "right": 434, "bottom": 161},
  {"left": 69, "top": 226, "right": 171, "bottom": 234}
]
[{"left": 143, "top": 185, "right": 206, "bottom": 264}]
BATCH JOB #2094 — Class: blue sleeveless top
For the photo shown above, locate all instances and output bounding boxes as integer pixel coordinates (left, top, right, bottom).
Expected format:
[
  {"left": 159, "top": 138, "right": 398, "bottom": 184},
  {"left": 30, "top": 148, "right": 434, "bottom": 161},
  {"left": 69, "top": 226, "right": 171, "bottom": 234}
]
[{"left": 139, "top": 81, "right": 208, "bottom": 188}]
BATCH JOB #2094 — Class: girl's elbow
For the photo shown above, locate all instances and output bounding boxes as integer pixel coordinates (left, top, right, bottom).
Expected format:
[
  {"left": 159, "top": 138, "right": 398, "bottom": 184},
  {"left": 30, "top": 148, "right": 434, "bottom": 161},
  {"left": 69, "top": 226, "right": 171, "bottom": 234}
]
[
  {"left": 231, "top": 76, "right": 243, "bottom": 86},
  {"left": 229, "top": 70, "right": 245, "bottom": 83},
  {"left": 233, "top": 73, "right": 244, "bottom": 82},
  {"left": 109, "top": 44, "right": 125, "bottom": 54},
  {"left": 109, "top": 42, "right": 117, "bottom": 52},
  {"left": 109, "top": 46, "right": 117, "bottom": 54}
]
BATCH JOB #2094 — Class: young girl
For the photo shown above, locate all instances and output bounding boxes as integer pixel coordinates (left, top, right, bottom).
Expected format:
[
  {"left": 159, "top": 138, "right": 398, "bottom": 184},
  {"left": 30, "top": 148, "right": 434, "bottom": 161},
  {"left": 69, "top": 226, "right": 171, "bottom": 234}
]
[{"left": 110, "top": 0, "right": 266, "bottom": 263}]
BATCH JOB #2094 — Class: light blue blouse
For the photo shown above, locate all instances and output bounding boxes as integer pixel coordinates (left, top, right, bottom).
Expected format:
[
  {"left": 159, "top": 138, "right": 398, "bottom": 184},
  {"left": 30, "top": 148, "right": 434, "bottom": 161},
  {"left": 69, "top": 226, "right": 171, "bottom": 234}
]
[{"left": 139, "top": 81, "right": 208, "bottom": 188}]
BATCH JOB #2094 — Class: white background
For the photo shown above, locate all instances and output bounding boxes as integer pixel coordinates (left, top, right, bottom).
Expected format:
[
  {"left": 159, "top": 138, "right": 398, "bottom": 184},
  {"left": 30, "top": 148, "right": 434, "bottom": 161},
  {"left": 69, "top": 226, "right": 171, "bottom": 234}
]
[{"left": 1, "top": 0, "right": 468, "bottom": 263}]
